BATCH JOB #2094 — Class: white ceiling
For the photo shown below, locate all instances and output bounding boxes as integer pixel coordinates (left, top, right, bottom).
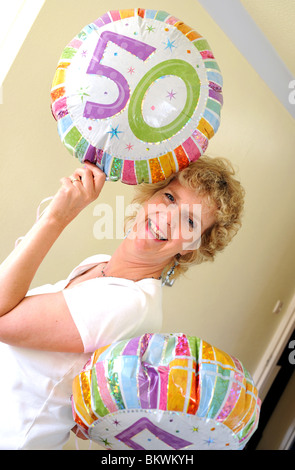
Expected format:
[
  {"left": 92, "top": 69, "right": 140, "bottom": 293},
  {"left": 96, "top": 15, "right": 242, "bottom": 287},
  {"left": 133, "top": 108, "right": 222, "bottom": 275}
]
[
  {"left": 241, "top": 0, "right": 295, "bottom": 76},
  {"left": 199, "top": 0, "right": 295, "bottom": 119},
  {"left": 0, "top": 0, "right": 46, "bottom": 88}
]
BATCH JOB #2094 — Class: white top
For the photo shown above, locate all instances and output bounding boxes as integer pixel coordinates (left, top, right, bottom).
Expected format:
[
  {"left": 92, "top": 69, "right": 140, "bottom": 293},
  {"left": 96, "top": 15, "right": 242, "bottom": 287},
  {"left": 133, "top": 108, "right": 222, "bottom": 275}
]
[{"left": 0, "top": 254, "right": 162, "bottom": 450}]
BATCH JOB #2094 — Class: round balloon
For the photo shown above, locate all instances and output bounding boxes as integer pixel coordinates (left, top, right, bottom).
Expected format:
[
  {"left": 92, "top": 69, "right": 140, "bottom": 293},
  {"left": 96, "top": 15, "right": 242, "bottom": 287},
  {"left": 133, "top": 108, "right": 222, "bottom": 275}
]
[
  {"left": 51, "top": 9, "right": 223, "bottom": 184},
  {"left": 71, "top": 333, "right": 260, "bottom": 450}
]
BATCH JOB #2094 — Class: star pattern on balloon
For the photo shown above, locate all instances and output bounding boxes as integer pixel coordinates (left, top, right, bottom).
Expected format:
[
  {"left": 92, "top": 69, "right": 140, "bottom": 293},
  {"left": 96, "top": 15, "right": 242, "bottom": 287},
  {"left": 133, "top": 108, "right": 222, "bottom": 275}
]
[
  {"left": 125, "top": 143, "right": 134, "bottom": 151},
  {"left": 204, "top": 437, "right": 215, "bottom": 446},
  {"left": 78, "top": 86, "right": 90, "bottom": 102},
  {"left": 107, "top": 125, "right": 123, "bottom": 140},
  {"left": 100, "top": 437, "right": 112, "bottom": 447},
  {"left": 167, "top": 89, "right": 176, "bottom": 100},
  {"left": 164, "top": 39, "right": 177, "bottom": 51}
]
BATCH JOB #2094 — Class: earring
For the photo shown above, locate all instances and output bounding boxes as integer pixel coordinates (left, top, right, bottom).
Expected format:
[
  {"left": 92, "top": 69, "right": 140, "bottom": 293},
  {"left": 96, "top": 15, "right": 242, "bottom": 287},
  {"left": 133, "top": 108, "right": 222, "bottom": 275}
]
[
  {"left": 162, "top": 261, "right": 179, "bottom": 287},
  {"left": 124, "top": 228, "right": 131, "bottom": 239}
]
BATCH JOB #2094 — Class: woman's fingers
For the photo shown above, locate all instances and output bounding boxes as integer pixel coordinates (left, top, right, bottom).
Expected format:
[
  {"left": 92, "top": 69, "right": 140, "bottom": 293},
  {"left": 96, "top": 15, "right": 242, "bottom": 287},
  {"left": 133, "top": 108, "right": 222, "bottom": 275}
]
[
  {"left": 83, "top": 162, "right": 106, "bottom": 196},
  {"left": 93, "top": 170, "right": 106, "bottom": 197},
  {"left": 45, "top": 163, "right": 106, "bottom": 227},
  {"left": 69, "top": 168, "right": 90, "bottom": 195},
  {"left": 60, "top": 176, "right": 75, "bottom": 189},
  {"left": 70, "top": 162, "right": 106, "bottom": 200}
]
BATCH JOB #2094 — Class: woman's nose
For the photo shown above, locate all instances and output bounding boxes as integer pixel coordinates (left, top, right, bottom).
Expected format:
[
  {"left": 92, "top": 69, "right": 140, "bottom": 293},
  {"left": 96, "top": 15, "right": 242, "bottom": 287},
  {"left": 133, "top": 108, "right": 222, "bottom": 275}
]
[{"left": 165, "top": 205, "right": 182, "bottom": 236}]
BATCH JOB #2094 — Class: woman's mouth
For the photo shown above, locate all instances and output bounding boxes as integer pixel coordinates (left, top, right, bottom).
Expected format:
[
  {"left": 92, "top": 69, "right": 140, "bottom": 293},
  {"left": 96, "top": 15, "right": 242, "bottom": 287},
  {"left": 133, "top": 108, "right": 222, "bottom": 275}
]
[{"left": 147, "top": 218, "right": 168, "bottom": 241}]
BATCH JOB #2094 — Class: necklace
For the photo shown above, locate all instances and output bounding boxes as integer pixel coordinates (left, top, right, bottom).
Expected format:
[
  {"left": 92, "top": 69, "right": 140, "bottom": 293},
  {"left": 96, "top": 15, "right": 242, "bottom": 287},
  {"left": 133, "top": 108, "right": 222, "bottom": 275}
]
[
  {"left": 100, "top": 263, "right": 161, "bottom": 281},
  {"left": 100, "top": 263, "right": 110, "bottom": 278}
]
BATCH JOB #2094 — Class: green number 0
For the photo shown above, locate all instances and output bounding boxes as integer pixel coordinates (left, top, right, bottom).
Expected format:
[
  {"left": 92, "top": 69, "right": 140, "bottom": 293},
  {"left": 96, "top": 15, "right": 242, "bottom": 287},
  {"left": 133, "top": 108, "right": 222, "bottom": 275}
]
[{"left": 128, "top": 59, "right": 200, "bottom": 143}]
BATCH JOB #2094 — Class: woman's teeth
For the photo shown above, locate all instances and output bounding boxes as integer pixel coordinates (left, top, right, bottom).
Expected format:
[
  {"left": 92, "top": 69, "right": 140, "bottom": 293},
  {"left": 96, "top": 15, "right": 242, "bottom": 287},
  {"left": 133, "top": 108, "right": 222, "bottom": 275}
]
[{"left": 148, "top": 219, "right": 167, "bottom": 240}]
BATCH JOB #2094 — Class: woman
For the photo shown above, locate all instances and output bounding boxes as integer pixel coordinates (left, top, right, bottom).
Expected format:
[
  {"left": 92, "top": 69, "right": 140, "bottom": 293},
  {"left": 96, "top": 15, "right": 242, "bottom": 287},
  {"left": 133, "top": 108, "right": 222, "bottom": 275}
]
[{"left": 0, "top": 156, "right": 244, "bottom": 449}]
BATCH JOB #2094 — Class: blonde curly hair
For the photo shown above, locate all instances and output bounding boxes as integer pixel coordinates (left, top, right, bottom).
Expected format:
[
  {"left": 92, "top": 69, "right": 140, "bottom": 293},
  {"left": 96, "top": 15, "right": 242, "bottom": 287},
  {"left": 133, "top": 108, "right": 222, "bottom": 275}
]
[{"left": 125, "top": 155, "right": 245, "bottom": 281}]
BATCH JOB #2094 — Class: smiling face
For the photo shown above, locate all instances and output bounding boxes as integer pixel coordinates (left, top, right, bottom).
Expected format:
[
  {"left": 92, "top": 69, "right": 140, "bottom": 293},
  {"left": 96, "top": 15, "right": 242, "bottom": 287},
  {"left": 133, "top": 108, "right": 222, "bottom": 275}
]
[{"left": 127, "top": 178, "right": 216, "bottom": 265}]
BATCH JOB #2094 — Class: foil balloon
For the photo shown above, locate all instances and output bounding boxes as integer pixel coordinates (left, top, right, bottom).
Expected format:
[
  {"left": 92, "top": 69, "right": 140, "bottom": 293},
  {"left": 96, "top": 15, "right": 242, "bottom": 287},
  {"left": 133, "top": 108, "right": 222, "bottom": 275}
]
[
  {"left": 72, "top": 333, "right": 260, "bottom": 450},
  {"left": 51, "top": 9, "right": 223, "bottom": 184}
]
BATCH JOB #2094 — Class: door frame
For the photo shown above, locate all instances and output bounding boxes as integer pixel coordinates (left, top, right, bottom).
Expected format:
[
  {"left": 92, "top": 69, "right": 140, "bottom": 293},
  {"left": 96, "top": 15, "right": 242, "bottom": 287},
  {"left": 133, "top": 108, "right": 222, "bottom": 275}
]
[{"left": 253, "top": 291, "right": 295, "bottom": 400}]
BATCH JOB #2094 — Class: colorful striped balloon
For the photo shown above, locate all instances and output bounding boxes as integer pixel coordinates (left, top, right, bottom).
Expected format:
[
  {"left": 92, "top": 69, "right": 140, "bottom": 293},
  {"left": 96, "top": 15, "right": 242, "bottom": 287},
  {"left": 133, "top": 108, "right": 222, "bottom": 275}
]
[
  {"left": 51, "top": 9, "right": 223, "bottom": 184},
  {"left": 72, "top": 333, "right": 260, "bottom": 450}
]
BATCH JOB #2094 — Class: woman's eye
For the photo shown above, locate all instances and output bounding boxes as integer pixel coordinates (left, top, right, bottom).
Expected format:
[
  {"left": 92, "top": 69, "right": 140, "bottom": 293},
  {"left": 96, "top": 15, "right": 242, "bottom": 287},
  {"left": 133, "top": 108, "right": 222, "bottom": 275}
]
[
  {"left": 164, "top": 192, "right": 175, "bottom": 203},
  {"left": 189, "top": 218, "right": 194, "bottom": 229}
]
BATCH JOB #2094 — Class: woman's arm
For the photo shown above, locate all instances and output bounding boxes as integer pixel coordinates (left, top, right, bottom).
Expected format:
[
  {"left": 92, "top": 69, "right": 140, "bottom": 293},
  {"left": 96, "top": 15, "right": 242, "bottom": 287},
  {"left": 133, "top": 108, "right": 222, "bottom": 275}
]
[
  {"left": 0, "top": 291, "right": 85, "bottom": 352},
  {"left": 0, "top": 163, "right": 105, "bottom": 344},
  {"left": 0, "top": 213, "right": 65, "bottom": 317}
]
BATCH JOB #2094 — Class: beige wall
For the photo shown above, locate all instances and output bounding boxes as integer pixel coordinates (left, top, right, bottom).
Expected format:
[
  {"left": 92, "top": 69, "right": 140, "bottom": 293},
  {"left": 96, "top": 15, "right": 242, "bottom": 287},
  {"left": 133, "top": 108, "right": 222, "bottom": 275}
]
[{"left": 1, "top": 0, "right": 295, "bottom": 408}]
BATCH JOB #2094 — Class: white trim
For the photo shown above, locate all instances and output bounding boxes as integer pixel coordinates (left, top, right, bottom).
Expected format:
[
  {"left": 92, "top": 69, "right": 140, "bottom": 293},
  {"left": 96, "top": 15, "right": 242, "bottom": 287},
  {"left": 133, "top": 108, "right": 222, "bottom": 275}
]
[
  {"left": 279, "top": 423, "right": 295, "bottom": 450},
  {"left": 0, "top": 0, "right": 46, "bottom": 89},
  {"left": 252, "top": 291, "right": 295, "bottom": 399}
]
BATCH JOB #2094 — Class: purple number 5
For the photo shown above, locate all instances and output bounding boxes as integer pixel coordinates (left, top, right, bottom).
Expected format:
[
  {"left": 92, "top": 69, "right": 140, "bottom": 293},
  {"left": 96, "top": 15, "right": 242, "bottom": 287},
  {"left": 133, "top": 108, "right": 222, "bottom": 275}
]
[{"left": 83, "top": 31, "right": 156, "bottom": 120}]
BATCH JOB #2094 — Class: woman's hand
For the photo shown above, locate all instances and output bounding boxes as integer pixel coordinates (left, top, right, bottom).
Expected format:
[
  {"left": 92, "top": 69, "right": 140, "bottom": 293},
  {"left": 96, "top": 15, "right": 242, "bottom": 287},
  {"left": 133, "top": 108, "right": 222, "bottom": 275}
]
[
  {"left": 0, "top": 162, "right": 105, "bottom": 317},
  {"left": 45, "top": 162, "right": 106, "bottom": 229}
]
